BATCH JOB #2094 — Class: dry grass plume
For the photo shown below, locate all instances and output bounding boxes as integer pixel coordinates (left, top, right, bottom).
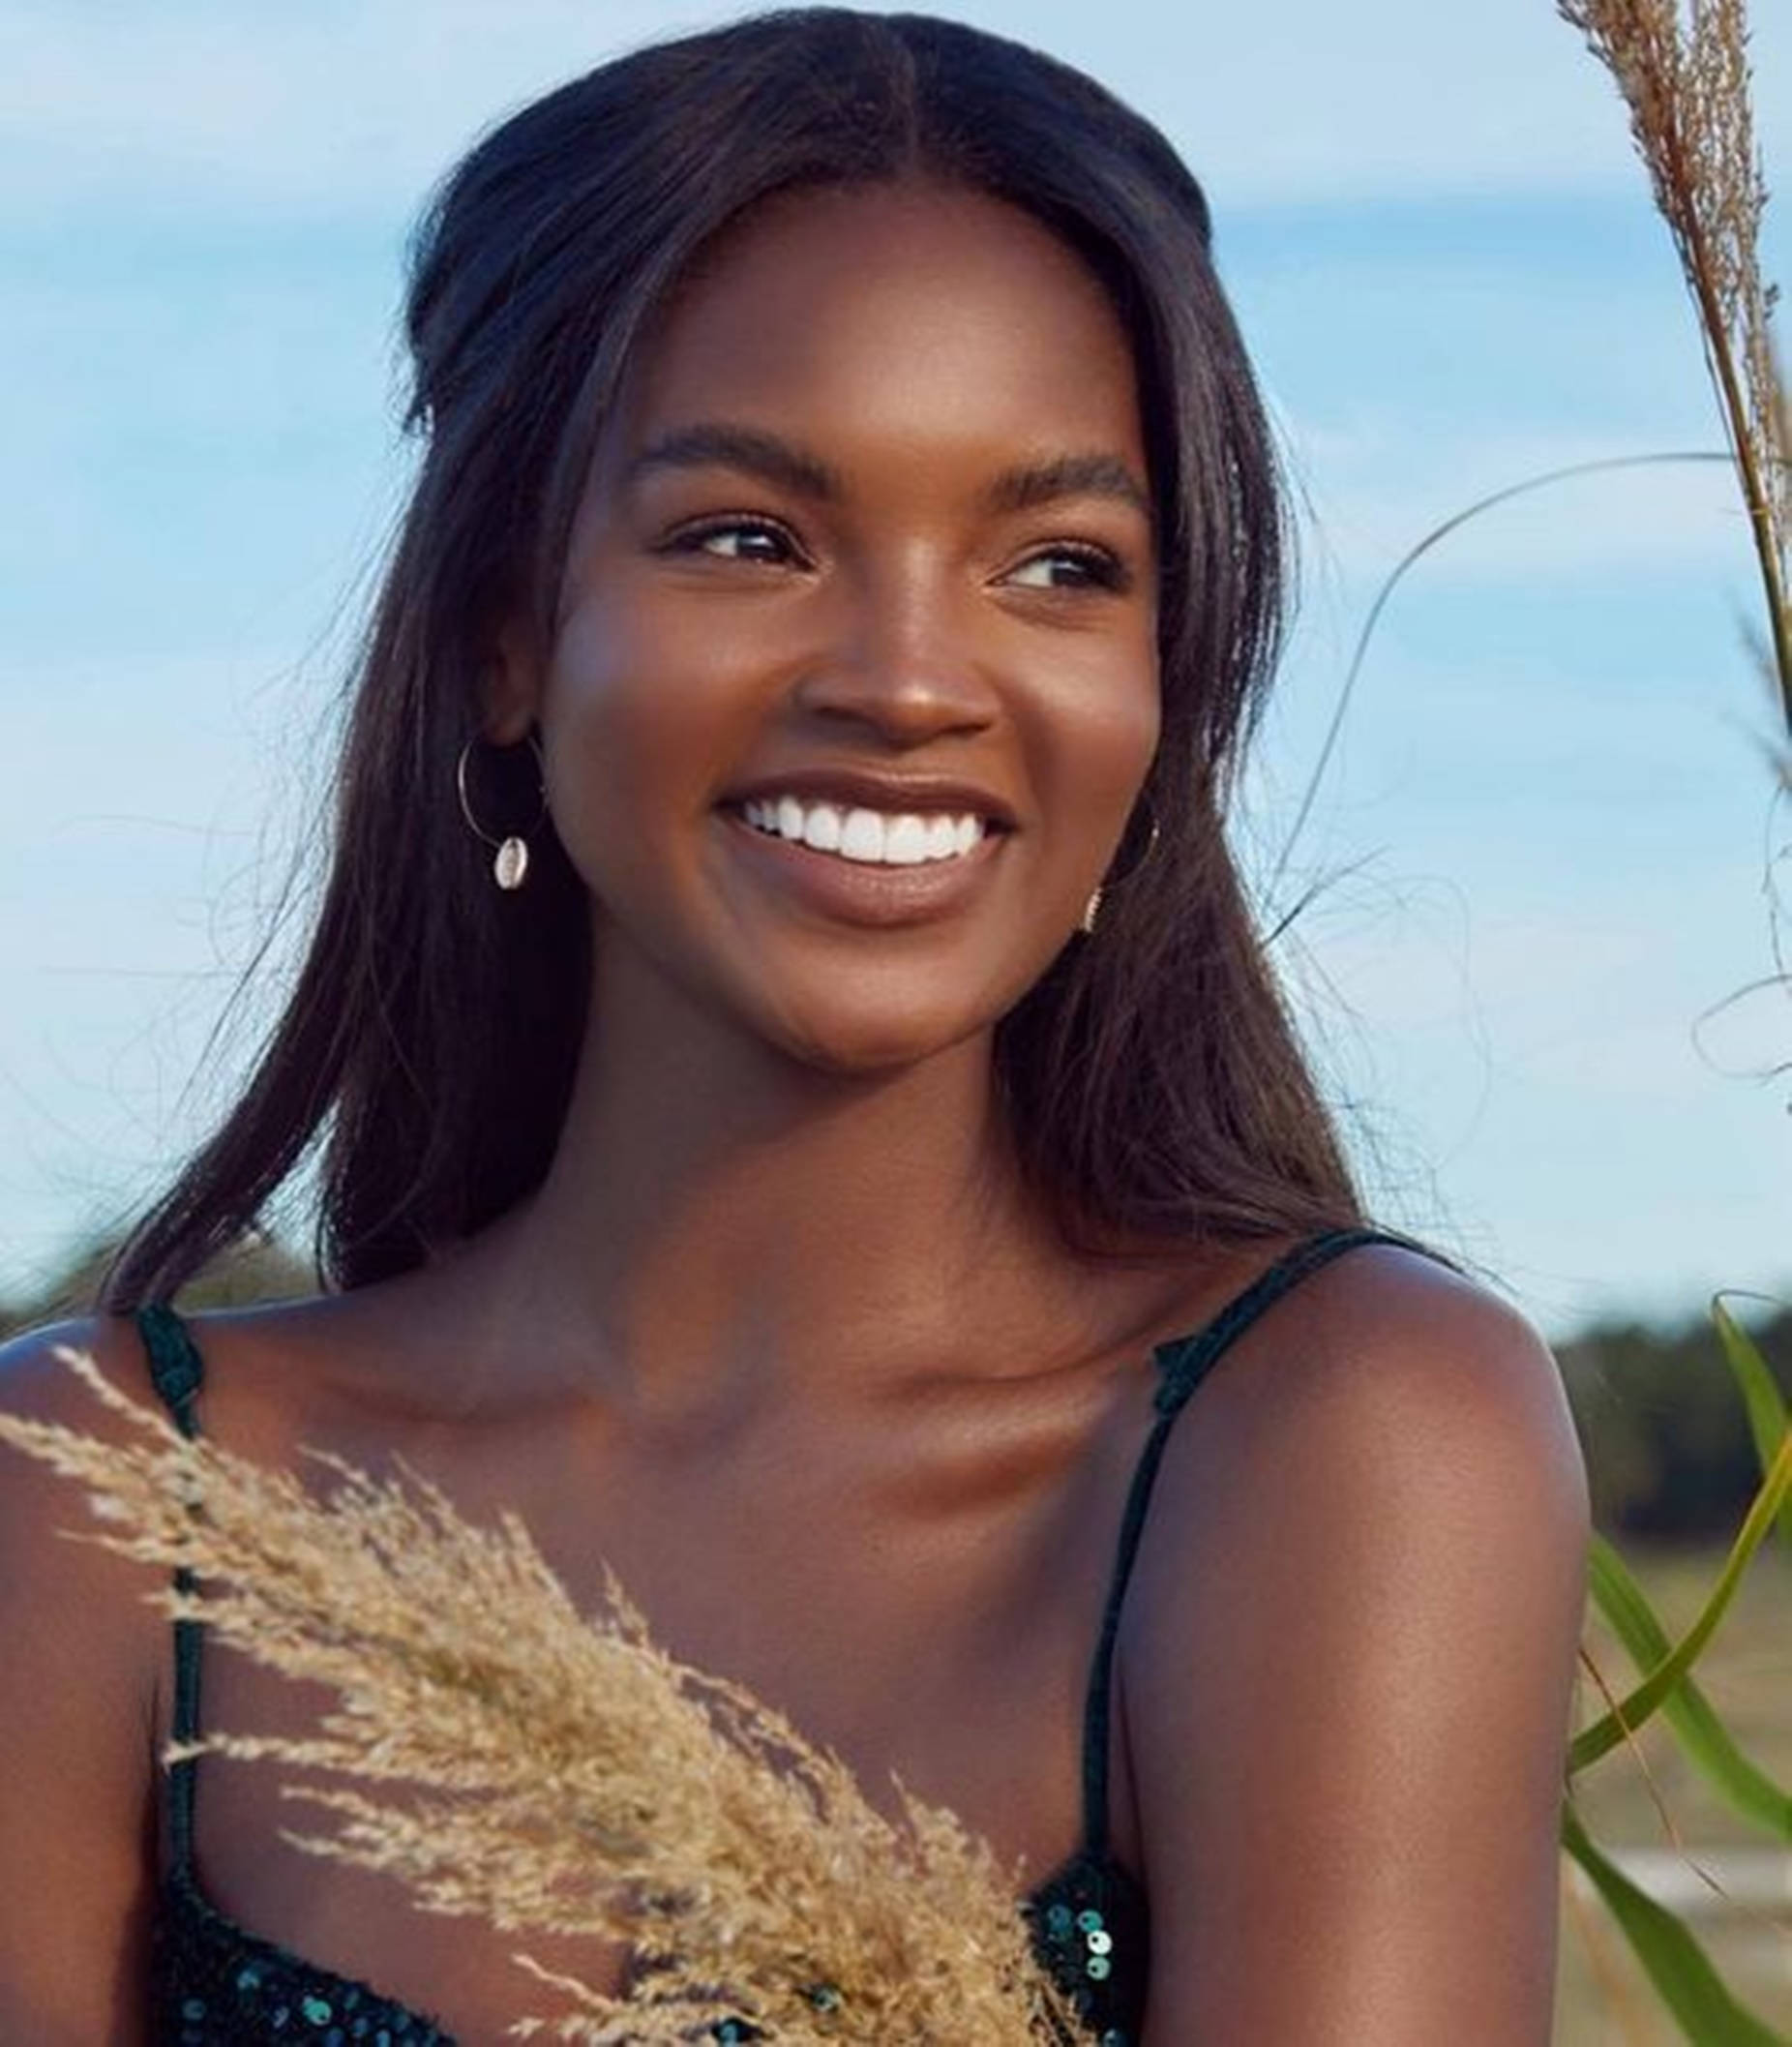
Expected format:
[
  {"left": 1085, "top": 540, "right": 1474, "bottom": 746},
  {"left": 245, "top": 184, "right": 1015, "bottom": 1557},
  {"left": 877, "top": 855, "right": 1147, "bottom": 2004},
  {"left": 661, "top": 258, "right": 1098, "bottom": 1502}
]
[
  {"left": 0, "top": 1351, "right": 1086, "bottom": 2044},
  {"left": 1558, "top": 0, "right": 1790, "bottom": 731}
]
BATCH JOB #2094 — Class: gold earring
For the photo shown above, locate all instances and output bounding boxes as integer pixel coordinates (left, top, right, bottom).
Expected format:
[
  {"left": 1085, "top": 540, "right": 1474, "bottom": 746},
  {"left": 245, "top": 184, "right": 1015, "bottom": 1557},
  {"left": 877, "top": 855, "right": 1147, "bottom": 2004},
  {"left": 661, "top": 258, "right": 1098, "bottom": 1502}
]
[
  {"left": 457, "top": 734, "right": 547, "bottom": 890},
  {"left": 1080, "top": 798, "right": 1160, "bottom": 937}
]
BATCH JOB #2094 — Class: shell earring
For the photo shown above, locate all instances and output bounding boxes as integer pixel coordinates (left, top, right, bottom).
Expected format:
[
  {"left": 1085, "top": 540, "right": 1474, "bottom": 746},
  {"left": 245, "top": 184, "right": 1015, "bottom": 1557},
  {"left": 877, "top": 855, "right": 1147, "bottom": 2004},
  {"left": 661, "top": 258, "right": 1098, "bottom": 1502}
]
[{"left": 456, "top": 733, "right": 548, "bottom": 890}]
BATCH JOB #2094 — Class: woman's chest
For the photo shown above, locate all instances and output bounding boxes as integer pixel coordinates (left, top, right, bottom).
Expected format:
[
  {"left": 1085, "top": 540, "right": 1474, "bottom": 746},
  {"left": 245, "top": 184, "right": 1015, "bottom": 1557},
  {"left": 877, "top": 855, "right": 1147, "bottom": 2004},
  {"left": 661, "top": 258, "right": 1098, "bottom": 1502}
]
[{"left": 178, "top": 1372, "right": 1148, "bottom": 2036}]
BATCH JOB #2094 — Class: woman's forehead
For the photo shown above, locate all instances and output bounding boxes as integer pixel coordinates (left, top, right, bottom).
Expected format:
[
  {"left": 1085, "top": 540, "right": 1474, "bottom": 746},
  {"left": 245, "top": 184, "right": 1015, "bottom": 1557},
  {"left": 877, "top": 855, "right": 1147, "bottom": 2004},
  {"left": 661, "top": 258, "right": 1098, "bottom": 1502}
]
[{"left": 607, "top": 181, "right": 1148, "bottom": 484}]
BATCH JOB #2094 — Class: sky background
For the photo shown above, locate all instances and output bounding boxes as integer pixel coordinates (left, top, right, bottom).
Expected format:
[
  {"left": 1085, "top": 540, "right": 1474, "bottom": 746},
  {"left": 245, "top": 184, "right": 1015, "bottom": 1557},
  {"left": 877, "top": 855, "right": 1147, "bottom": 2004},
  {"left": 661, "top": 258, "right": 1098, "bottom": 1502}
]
[{"left": 2, "top": 0, "right": 1789, "bottom": 1340}]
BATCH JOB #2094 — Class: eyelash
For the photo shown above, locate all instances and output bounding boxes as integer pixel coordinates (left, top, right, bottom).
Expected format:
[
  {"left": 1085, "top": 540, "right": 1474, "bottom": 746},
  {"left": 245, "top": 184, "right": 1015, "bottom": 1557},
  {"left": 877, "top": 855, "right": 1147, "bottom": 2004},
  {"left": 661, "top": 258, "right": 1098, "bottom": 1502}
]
[
  {"left": 1010, "top": 541, "right": 1130, "bottom": 593},
  {"left": 658, "top": 516, "right": 1130, "bottom": 593},
  {"left": 661, "top": 515, "right": 809, "bottom": 566}
]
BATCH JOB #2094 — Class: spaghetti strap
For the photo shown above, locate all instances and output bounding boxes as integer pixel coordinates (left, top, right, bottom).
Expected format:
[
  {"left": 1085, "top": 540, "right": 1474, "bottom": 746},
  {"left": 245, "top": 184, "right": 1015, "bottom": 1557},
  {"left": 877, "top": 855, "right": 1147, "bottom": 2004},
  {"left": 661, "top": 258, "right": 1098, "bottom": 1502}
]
[
  {"left": 1073, "top": 1225, "right": 1449, "bottom": 1857},
  {"left": 135, "top": 1302, "right": 207, "bottom": 1884}
]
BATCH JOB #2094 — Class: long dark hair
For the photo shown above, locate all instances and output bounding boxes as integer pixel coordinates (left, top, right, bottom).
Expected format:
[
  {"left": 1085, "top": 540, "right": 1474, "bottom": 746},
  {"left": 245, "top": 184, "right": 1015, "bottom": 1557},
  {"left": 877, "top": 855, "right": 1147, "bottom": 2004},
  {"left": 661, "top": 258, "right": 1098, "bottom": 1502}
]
[{"left": 104, "top": 7, "right": 1361, "bottom": 1309}]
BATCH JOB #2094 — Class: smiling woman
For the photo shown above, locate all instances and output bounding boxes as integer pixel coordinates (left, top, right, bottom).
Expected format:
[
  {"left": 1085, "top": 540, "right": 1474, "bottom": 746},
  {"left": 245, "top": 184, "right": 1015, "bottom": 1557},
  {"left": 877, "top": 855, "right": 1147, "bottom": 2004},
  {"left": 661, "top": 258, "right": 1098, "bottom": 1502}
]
[{"left": 0, "top": 10, "right": 1589, "bottom": 2046}]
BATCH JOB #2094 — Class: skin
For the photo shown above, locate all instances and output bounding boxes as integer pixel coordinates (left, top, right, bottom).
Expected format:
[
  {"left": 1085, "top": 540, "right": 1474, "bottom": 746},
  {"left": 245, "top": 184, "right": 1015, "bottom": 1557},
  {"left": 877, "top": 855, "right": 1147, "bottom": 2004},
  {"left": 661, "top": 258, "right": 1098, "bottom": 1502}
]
[{"left": 0, "top": 182, "right": 1590, "bottom": 2043}]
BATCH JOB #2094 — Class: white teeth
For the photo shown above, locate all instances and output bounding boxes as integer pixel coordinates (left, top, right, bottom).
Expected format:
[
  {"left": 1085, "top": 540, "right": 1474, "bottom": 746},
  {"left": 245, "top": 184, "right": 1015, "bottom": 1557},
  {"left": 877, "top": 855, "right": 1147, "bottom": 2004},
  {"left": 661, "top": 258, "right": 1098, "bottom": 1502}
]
[
  {"left": 735, "top": 796, "right": 989, "bottom": 865},
  {"left": 882, "top": 814, "right": 930, "bottom": 865},
  {"left": 800, "top": 802, "right": 843, "bottom": 852},
  {"left": 839, "top": 807, "right": 885, "bottom": 861}
]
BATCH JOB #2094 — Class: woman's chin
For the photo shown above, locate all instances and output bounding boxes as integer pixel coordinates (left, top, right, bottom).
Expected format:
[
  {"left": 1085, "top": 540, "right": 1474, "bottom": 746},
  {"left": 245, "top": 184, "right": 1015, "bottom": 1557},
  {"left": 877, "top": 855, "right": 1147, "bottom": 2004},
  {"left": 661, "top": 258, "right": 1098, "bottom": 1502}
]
[{"left": 759, "top": 995, "right": 996, "bottom": 1082}]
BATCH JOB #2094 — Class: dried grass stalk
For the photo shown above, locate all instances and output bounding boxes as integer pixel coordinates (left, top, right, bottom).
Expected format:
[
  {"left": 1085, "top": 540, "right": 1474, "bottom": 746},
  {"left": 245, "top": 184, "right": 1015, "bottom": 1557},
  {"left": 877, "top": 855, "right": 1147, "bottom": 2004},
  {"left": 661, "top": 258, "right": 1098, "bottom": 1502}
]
[
  {"left": 1559, "top": 0, "right": 1790, "bottom": 723},
  {"left": 0, "top": 1351, "right": 1085, "bottom": 2044}
]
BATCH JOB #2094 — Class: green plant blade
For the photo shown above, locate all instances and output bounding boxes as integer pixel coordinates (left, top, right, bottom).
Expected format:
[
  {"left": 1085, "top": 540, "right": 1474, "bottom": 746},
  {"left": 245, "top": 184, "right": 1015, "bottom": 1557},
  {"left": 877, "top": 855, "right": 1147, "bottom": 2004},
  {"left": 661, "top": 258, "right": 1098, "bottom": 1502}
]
[
  {"left": 1561, "top": 1807, "right": 1789, "bottom": 2045},
  {"left": 1571, "top": 1425, "right": 1792, "bottom": 1773},
  {"left": 1587, "top": 1533, "right": 1792, "bottom": 1838},
  {"left": 1713, "top": 1299, "right": 1792, "bottom": 1553}
]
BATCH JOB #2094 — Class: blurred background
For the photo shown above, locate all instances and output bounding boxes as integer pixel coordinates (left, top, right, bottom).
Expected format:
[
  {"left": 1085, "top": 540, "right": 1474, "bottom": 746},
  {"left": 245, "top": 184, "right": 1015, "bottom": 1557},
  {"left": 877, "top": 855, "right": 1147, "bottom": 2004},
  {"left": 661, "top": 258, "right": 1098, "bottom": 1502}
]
[{"left": 2, "top": 3, "right": 1787, "bottom": 2034}]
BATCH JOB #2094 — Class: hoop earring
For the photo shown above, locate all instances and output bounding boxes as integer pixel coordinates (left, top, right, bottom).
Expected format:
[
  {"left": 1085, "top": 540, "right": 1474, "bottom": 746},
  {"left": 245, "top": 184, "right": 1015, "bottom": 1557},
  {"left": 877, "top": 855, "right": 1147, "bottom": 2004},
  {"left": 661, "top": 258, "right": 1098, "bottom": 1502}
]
[
  {"left": 457, "top": 734, "right": 548, "bottom": 890},
  {"left": 1079, "top": 798, "right": 1161, "bottom": 937}
]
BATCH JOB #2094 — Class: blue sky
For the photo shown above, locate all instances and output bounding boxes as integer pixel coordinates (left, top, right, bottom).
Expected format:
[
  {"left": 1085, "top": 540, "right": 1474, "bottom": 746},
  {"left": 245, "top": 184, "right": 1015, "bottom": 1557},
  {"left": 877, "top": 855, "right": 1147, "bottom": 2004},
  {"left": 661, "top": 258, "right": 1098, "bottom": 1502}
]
[{"left": 2, "top": 1, "right": 1789, "bottom": 1339}]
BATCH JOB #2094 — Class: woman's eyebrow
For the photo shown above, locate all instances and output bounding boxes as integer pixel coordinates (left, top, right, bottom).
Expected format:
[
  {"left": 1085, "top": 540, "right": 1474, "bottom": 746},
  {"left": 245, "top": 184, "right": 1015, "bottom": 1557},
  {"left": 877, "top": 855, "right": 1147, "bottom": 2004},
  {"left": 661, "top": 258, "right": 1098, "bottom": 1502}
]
[
  {"left": 624, "top": 427, "right": 1150, "bottom": 523},
  {"left": 624, "top": 423, "right": 842, "bottom": 500},
  {"left": 983, "top": 452, "right": 1151, "bottom": 521}
]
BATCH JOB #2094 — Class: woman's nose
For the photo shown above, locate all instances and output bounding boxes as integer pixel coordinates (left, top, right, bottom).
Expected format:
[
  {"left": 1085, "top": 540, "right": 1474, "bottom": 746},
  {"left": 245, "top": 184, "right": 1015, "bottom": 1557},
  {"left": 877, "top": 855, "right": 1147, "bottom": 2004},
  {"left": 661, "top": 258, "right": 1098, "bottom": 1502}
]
[{"left": 791, "top": 563, "right": 1001, "bottom": 743}]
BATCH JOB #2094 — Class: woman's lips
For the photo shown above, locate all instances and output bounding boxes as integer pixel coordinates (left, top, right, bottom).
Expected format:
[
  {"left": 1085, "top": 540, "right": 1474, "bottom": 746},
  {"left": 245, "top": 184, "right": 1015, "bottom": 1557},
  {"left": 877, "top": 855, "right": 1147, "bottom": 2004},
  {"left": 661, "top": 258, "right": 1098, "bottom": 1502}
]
[{"left": 713, "top": 804, "right": 1006, "bottom": 927}]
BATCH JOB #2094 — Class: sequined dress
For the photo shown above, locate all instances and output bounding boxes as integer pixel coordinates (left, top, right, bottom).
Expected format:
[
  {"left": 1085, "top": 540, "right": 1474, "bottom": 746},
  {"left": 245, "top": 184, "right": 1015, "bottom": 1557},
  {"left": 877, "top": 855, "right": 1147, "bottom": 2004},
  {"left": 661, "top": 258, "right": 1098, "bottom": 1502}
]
[{"left": 141, "top": 1225, "right": 1423, "bottom": 2043}]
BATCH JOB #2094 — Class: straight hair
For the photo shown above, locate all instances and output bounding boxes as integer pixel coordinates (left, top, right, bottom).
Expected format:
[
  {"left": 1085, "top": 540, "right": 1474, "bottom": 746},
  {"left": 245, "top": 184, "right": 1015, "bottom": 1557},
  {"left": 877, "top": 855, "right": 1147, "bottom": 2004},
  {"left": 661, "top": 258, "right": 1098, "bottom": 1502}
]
[{"left": 105, "top": 7, "right": 1362, "bottom": 1309}]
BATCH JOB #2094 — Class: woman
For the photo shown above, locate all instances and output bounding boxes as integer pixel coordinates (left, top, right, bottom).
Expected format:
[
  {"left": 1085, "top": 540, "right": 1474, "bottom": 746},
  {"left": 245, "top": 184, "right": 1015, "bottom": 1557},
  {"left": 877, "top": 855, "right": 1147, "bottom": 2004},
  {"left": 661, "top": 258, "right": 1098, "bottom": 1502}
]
[{"left": 0, "top": 11, "right": 1590, "bottom": 2042}]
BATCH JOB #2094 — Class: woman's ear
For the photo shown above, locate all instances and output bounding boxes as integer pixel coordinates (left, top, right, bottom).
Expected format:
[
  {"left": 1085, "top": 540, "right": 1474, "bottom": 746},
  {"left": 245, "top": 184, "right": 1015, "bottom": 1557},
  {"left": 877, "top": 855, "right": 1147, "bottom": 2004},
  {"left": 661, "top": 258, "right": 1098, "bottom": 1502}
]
[{"left": 483, "top": 620, "right": 542, "bottom": 744}]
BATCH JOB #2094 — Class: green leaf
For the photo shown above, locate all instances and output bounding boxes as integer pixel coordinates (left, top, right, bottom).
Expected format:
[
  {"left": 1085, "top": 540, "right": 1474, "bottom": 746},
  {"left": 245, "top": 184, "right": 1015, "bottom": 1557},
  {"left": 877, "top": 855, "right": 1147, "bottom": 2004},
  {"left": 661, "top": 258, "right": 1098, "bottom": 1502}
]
[
  {"left": 1712, "top": 1299, "right": 1792, "bottom": 1553},
  {"left": 1586, "top": 1533, "right": 1792, "bottom": 1838},
  {"left": 1571, "top": 1426, "right": 1792, "bottom": 1773},
  {"left": 1560, "top": 1807, "right": 1790, "bottom": 2044}
]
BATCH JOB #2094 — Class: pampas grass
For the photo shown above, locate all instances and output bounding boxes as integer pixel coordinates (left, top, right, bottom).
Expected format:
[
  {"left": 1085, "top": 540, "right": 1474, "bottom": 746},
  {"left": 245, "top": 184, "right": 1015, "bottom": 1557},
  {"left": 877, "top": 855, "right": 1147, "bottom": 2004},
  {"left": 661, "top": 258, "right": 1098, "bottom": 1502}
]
[
  {"left": 0, "top": 1350, "right": 1083, "bottom": 2045},
  {"left": 1559, "top": 0, "right": 1789, "bottom": 725},
  {"left": 1550, "top": 17, "right": 1792, "bottom": 2037}
]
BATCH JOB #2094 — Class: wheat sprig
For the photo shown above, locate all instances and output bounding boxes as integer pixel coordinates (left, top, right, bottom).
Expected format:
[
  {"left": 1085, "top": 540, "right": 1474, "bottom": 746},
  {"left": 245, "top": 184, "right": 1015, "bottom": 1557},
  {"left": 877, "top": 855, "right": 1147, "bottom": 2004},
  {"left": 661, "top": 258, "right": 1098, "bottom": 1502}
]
[
  {"left": 0, "top": 1350, "right": 1085, "bottom": 2043},
  {"left": 1559, "top": 0, "right": 1790, "bottom": 726}
]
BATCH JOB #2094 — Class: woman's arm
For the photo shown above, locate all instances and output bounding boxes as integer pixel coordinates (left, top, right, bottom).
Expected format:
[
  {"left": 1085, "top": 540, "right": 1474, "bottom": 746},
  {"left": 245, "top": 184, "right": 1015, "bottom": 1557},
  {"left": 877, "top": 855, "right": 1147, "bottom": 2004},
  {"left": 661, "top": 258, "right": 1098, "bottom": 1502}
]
[
  {"left": 0, "top": 1319, "right": 162, "bottom": 2045},
  {"left": 1127, "top": 1249, "right": 1590, "bottom": 2045}
]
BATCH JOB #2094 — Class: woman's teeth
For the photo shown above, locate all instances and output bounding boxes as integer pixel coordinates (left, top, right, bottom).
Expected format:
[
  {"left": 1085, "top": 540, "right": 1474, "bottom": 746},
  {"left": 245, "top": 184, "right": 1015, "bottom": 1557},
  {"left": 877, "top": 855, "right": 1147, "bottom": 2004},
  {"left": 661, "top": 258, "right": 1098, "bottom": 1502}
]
[{"left": 738, "top": 798, "right": 986, "bottom": 865}]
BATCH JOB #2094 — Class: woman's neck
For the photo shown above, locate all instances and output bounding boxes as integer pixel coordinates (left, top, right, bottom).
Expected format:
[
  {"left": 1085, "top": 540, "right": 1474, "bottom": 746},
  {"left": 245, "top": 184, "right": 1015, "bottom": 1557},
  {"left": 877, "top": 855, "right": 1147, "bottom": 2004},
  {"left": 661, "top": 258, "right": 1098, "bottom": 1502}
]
[{"left": 472, "top": 958, "right": 1094, "bottom": 1421}]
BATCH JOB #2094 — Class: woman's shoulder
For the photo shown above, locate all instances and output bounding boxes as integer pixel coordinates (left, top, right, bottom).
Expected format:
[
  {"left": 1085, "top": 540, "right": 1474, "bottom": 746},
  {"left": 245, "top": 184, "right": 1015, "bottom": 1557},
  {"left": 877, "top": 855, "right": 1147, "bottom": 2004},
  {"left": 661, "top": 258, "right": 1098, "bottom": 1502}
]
[
  {"left": 1143, "top": 1232, "right": 1587, "bottom": 1552},
  {"left": 0, "top": 1307, "right": 174, "bottom": 1641},
  {"left": 0, "top": 1313, "right": 166, "bottom": 2036},
  {"left": 1151, "top": 1229, "right": 1568, "bottom": 1421},
  {"left": 1120, "top": 1232, "right": 1593, "bottom": 1772},
  {"left": 1116, "top": 1238, "right": 1592, "bottom": 2031},
  {"left": 0, "top": 1304, "right": 153, "bottom": 1416}
]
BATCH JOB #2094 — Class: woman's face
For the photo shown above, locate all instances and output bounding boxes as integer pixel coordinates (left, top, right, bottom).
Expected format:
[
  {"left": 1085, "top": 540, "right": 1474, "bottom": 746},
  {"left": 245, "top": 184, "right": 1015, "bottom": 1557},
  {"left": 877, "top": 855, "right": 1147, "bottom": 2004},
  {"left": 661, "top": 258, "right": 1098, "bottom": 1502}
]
[{"left": 507, "top": 180, "right": 1159, "bottom": 1073}]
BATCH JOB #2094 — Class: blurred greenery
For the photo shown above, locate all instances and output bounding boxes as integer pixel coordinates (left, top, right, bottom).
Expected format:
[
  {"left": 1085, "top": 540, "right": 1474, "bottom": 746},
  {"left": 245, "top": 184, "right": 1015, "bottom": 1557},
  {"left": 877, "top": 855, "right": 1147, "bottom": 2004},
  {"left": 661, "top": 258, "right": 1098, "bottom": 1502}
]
[
  {"left": 1562, "top": 1540, "right": 1792, "bottom": 2043},
  {"left": 0, "top": 1229, "right": 317, "bottom": 1340},
  {"left": 1558, "top": 1309, "right": 1792, "bottom": 1540}
]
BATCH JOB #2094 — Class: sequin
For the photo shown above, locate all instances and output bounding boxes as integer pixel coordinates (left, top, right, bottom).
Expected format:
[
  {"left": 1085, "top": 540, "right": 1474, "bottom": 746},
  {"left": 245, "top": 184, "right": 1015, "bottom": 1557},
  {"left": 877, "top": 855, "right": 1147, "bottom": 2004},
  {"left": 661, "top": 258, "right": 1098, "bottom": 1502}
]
[
  {"left": 153, "top": 1882, "right": 455, "bottom": 2046},
  {"left": 160, "top": 1848, "right": 1143, "bottom": 2044},
  {"left": 1023, "top": 1851, "right": 1149, "bottom": 2041}
]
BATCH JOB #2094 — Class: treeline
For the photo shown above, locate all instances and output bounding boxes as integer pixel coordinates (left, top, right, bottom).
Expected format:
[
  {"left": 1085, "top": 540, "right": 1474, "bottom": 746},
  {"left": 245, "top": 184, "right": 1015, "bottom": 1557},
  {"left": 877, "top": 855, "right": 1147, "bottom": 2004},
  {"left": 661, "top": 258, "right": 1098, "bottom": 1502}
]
[
  {"left": 1554, "top": 1306, "right": 1790, "bottom": 1540},
  {"left": 0, "top": 1232, "right": 317, "bottom": 1337},
  {"left": 3, "top": 1234, "right": 1786, "bottom": 1542}
]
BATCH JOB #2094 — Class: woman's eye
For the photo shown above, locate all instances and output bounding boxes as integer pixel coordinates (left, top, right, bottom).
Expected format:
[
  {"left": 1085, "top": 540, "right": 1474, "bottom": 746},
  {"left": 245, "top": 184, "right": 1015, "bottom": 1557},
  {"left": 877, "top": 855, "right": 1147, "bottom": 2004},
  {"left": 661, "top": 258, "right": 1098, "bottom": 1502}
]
[
  {"left": 1004, "top": 544, "right": 1128, "bottom": 592},
  {"left": 665, "top": 518, "right": 804, "bottom": 566}
]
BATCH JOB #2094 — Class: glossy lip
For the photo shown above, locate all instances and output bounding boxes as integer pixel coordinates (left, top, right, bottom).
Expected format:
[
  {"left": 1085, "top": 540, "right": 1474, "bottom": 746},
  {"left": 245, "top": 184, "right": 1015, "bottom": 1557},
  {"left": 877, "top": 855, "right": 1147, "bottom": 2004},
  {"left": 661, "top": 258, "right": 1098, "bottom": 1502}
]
[
  {"left": 718, "top": 765, "right": 1019, "bottom": 830},
  {"left": 714, "top": 804, "right": 1005, "bottom": 928}
]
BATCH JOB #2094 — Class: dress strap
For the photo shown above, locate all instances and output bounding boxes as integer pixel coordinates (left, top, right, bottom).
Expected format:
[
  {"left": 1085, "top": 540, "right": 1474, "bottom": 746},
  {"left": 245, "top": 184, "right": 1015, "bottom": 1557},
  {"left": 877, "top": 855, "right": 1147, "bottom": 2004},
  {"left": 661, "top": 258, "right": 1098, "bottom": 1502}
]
[
  {"left": 135, "top": 1302, "right": 207, "bottom": 1882},
  {"left": 1074, "top": 1225, "right": 1449, "bottom": 1857}
]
